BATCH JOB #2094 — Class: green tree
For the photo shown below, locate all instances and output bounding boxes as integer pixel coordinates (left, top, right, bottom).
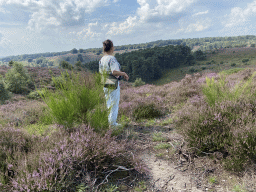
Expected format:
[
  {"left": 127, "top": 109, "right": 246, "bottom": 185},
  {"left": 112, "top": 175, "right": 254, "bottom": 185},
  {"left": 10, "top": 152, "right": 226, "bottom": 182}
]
[
  {"left": 0, "top": 80, "right": 11, "bottom": 104},
  {"left": 132, "top": 60, "right": 140, "bottom": 80},
  {"left": 4, "top": 62, "right": 34, "bottom": 94},
  {"left": 36, "top": 56, "right": 45, "bottom": 64},
  {"left": 8, "top": 60, "right": 14, "bottom": 67},
  {"left": 194, "top": 50, "right": 206, "bottom": 60},
  {"left": 48, "top": 61, "right": 54, "bottom": 66},
  {"left": 77, "top": 54, "right": 83, "bottom": 62},
  {"left": 60, "top": 60, "right": 73, "bottom": 70},
  {"left": 75, "top": 61, "right": 82, "bottom": 69},
  {"left": 71, "top": 48, "right": 78, "bottom": 54}
]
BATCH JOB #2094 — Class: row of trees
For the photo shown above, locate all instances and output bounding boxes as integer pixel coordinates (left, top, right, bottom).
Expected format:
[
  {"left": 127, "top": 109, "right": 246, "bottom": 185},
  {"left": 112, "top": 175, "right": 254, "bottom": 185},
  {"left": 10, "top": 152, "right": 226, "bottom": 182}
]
[
  {"left": 83, "top": 44, "right": 196, "bottom": 84},
  {"left": 2, "top": 35, "right": 256, "bottom": 64}
]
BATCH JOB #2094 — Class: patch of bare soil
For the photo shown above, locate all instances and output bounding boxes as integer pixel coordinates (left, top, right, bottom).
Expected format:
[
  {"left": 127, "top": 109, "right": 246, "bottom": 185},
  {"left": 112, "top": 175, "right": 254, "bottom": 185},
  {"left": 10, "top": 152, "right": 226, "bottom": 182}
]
[{"left": 126, "top": 112, "right": 254, "bottom": 192}]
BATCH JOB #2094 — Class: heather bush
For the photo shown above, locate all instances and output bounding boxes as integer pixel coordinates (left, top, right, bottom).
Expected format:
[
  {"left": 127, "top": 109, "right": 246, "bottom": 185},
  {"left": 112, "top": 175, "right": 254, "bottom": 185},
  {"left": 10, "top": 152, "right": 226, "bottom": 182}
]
[
  {"left": 4, "top": 62, "right": 35, "bottom": 95},
  {"left": 175, "top": 71, "right": 256, "bottom": 172},
  {"left": 132, "top": 103, "right": 163, "bottom": 121},
  {"left": 132, "top": 78, "right": 145, "bottom": 87},
  {"left": 9, "top": 125, "right": 144, "bottom": 191},
  {"left": 0, "top": 127, "right": 37, "bottom": 188}
]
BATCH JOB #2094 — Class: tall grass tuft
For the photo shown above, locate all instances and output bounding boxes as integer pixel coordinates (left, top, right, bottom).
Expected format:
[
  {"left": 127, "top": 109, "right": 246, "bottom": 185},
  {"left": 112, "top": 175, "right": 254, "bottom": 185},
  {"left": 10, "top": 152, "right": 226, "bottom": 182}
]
[
  {"left": 201, "top": 71, "right": 256, "bottom": 108},
  {"left": 36, "top": 69, "right": 111, "bottom": 134}
]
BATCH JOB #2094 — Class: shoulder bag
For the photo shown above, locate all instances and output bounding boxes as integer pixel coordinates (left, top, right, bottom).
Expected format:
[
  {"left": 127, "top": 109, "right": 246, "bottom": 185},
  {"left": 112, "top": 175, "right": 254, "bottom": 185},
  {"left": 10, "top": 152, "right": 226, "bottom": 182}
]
[{"left": 101, "top": 59, "right": 122, "bottom": 90}]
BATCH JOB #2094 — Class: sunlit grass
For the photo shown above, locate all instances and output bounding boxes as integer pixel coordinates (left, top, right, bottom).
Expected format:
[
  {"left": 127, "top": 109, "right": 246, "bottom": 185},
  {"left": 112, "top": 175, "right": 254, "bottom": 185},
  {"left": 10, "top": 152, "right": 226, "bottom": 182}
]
[
  {"left": 208, "top": 176, "right": 218, "bottom": 184},
  {"left": 159, "top": 117, "right": 173, "bottom": 126},
  {"left": 152, "top": 132, "right": 168, "bottom": 142},
  {"left": 154, "top": 143, "right": 172, "bottom": 149}
]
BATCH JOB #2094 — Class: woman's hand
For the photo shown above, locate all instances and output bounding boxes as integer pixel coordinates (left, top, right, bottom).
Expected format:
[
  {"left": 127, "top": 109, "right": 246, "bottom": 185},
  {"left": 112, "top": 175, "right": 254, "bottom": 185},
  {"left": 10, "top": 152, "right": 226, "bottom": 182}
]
[{"left": 123, "top": 72, "right": 129, "bottom": 81}]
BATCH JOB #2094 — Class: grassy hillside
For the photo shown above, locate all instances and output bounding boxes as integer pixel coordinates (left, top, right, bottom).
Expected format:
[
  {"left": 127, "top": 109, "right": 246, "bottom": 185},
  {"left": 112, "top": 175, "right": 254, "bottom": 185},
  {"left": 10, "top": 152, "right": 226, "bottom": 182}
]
[
  {"left": 1, "top": 47, "right": 256, "bottom": 191},
  {"left": 150, "top": 47, "right": 256, "bottom": 86}
]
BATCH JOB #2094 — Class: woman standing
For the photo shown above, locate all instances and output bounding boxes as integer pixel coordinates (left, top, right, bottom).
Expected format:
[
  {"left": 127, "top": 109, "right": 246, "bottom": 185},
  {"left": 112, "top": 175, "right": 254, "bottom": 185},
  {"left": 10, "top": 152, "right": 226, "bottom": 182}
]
[{"left": 99, "top": 39, "right": 129, "bottom": 128}]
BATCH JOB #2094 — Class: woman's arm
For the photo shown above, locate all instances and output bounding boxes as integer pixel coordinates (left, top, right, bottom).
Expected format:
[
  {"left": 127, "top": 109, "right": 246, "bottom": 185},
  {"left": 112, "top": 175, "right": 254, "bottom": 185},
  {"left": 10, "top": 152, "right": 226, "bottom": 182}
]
[{"left": 112, "top": 70, "right": 125, "bottom": 76}]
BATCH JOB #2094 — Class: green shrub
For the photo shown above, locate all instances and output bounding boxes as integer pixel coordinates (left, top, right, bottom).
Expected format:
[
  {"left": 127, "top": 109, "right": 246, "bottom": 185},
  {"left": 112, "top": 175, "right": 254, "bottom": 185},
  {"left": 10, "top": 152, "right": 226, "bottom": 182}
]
[
  {"left": 86, "top": 104, "right": 110, "bottom": 136},
  {"left": 27, "top": 89, "right": 47, "bottom": 100},
  {"left": 175, "top": 71, "right": 256, "bottom": 172},
  {"left": 132, "top": 78, "right": 145, "bottom": 87},
  {"left": 242, "top": 58, "right": 249, "bottom": 63},
  {"left": 0, "top": 80, "right": 11, "bottom": 105},
  {"left": 211, "top": 60, "right": 215, "bottom": 63},
  {"left": 133, "top": 103, "right": 163, "bottom": 121},
  {"left": 220, "top": 61, "right": 224, "bottom": 64},
  {"left": 218, "top": 68, "right": 245, "bottom": 76},
  {"left": 4, "top": 62, "right": 34, "bottom": 95},
  {"left": 189, "top": 67, "right": 198, "bottom": 73},
  {"left": 202, "top": 72, "right": 256, "bottom": 108},
  {"left": 37, "top": 70, "right": 111, "bottom": 134},
  {"left": 201, "top": 66, "right": 206, "bottom": 70},
  {"left": 50, "top": 74, "right": 71, "bottom": 91},
  {"left": 231, "top": 63, "right": 236, "bottom": 67}
]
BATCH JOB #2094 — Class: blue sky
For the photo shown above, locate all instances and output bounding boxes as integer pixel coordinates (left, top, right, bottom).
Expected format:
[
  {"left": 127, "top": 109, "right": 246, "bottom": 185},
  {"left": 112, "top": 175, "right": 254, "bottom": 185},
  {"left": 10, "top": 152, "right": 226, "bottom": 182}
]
[{"left": 0, "top": 0, "right": 256, "bottom": 57}]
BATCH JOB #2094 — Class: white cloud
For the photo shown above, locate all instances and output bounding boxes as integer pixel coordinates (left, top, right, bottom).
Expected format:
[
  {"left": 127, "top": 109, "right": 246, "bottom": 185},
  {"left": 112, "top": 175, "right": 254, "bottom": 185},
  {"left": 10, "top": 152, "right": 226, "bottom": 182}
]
[
  {"left": 0, "top": 7, "right": 10, "bottom": 13},
  {"left": 178, "top": 15, "right": 211, "bottom": 34},
  {"left": 0, "top": 0, "right": 112, "bottom": 31},
  {"left": 76, "top": 22, "right": 102, "bottom": 39},
  {"left": 193, "top": 10, "right": 209, "bottom": 16},
  {"left": 223, "top": 0, "right": 256, "bottom": 28},
  {"left": 136, "top": 0, "right": 197, "bottom": 23},
  {"left": 107, "top": 16, "right": 138, "bottom": 35},
  {"left": 185, "top": 19, "right": 211, "bottom": 33}
]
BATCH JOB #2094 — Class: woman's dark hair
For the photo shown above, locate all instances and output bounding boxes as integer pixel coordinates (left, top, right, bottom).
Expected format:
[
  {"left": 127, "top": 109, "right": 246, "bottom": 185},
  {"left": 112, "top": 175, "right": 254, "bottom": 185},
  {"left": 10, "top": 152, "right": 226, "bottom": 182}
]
[{"left": 103, "top": 39, "right": 113, "bottom": 52}]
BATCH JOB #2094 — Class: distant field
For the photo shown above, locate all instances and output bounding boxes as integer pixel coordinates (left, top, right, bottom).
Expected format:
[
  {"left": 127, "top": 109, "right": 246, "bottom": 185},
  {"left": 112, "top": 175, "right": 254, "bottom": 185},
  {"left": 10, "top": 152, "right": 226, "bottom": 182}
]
[{"left": 150, "top": 47, "right": 256, "bottom": 86}]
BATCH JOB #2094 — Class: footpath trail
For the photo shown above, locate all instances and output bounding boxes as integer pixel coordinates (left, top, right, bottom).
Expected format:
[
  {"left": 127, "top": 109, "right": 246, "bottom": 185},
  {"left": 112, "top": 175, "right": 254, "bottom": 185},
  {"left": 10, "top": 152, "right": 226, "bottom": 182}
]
[{"left": 126, "top": 113, "right": 228, "bottom": 192}]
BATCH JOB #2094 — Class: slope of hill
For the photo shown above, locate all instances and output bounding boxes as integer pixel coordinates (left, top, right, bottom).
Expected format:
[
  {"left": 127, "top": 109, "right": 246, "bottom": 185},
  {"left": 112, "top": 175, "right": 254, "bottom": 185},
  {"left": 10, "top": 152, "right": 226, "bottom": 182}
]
[
  {"left": 1, "top": 47, "right": 256, "bottom": 191},
  {"left": 1, "top": 34, "right": 256, "bottom": 65}
]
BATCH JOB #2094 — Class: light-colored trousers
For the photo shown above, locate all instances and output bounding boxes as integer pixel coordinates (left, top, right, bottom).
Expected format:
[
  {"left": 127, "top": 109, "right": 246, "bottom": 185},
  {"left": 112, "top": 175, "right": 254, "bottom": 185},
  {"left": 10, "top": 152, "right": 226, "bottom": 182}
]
[{"left": 103, "top": 81, "right": 120, "bottom": 126}]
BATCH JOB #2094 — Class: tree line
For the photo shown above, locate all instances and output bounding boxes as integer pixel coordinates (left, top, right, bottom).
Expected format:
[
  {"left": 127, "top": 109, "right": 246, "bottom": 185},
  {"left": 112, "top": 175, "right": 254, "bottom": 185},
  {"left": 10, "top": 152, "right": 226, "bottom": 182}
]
[
  {"left": 1, "top": 35, "right": 256, "bottom": 64},
  {"left": 83, "top": 44, "right": 195, "bottom": 84}
]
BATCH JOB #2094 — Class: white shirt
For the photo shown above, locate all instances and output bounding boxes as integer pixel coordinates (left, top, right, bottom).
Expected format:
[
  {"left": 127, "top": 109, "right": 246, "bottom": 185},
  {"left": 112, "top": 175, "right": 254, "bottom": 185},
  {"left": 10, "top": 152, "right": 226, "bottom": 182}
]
[{"left": 99, "top": 55, "right": 121, "bottom": 78}]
